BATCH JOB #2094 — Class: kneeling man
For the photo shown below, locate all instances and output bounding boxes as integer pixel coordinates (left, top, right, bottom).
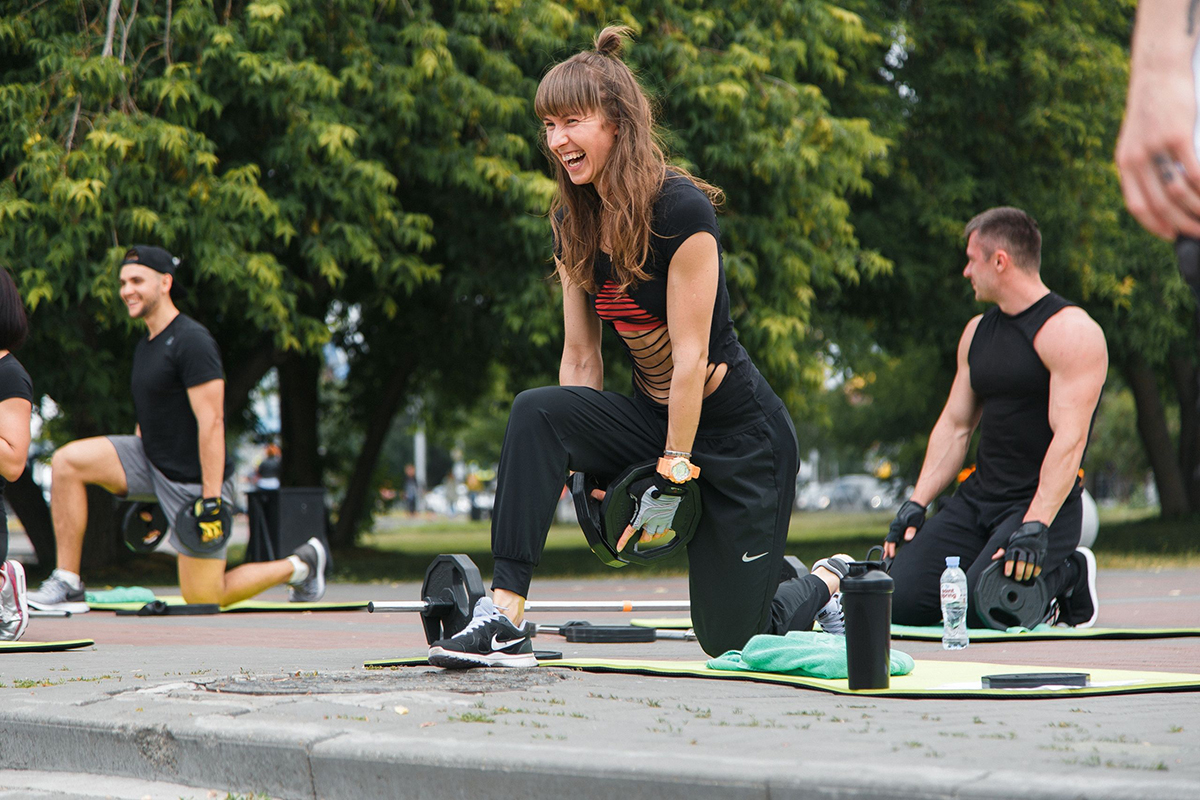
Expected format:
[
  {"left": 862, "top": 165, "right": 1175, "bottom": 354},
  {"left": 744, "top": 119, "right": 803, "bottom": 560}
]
[
  {"left": 29, "top": 246, "right": 325, "bottom": 612},
  {"left": 883, "top": 208, "right": 1105, "bottom": 628}
]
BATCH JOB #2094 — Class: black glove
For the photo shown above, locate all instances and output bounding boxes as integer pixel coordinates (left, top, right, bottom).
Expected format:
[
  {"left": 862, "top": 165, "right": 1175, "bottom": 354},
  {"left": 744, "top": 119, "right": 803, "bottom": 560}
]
[
  {"left": 886, "top": 500, "right": 927, "bottom": 544},
  {"left": 1004, "top": 521, "right": 1048, "bottom": 584},
  {"left": 626, "top": 475, "right": 688, "bottom": 540},
  {"left": 193, "top": 497, "right": 225, "bottom": 545}
]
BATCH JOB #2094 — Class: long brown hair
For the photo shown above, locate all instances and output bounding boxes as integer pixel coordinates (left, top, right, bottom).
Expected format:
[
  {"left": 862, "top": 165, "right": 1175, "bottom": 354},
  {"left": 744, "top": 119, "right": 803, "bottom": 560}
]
[{"left": 536, "top": 25, "right": 721, "bottom": 293}]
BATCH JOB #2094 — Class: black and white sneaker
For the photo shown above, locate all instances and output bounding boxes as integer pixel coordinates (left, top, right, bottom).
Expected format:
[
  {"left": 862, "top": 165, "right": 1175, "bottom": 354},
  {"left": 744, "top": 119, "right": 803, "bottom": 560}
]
[
  {"left": 428, "top": 597, "right": 536, "bottom": 669},
  {"left": 811, "top": 554, "right": 852, "bottom": 635},
  {"left": 288, "top": 538, "right": 327, "bottom": 603},
  {"left": 27, "top": 570, "right": 89, "bottom": 614},
  {"left": 1055, "top": 546, "right": 1099, "bottom": 628}
]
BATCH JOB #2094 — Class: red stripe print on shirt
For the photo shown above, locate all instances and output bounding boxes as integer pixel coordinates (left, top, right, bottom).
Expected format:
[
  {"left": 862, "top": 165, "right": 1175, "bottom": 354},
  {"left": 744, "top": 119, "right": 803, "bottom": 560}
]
[{"left": 594, "top": 281, "right": 662, "bottom": 332}]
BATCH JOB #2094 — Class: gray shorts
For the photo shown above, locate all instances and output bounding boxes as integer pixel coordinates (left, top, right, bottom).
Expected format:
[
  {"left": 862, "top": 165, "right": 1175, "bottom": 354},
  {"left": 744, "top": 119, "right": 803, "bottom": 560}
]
[{"left": 108, "top": 435, "right": 235, "bottom": 560}]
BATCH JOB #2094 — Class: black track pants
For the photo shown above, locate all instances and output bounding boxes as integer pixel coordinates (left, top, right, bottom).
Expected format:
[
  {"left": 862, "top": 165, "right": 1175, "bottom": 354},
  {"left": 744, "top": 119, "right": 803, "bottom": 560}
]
[
  {"left": 490, "top": 378, "right": 823, "bottom": 656},
  {"left": 889, "top": 477, "right": 1082, "bottom": 627}
]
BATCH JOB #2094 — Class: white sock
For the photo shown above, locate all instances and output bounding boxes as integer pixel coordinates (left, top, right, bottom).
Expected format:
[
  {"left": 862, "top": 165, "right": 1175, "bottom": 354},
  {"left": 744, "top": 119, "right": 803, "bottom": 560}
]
[
  {"left": 287, "top": 555, "right": 309, "bottom": 585},
  {"left": 53, "top": 569, "right": 83, "bottom": 589}
]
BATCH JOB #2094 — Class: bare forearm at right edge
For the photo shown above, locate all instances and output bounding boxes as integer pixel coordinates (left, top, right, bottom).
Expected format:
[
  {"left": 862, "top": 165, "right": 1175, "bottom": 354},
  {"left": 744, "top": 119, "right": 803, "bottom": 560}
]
[{"left": 1132, "top": 0, "right": 1200, "bottom": 69}]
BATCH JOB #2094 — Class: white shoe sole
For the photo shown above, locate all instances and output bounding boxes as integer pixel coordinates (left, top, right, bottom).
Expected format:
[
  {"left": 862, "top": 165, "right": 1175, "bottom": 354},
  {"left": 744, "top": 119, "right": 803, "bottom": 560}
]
[
  {"left": 27, "top": 598, "right": 89, "bottom": 614},
  {"left": 1073, "top": 546, "right": 1099, "bottom": 629},
  {"left": 427, "top": 646, "right": 537, "bottom": 669}
]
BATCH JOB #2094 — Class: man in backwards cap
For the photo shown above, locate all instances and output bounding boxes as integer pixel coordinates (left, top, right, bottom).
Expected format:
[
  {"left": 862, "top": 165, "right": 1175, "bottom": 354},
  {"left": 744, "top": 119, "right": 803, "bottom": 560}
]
[{"left": 28, "top": 246, "right": 327, "bottom": 612}]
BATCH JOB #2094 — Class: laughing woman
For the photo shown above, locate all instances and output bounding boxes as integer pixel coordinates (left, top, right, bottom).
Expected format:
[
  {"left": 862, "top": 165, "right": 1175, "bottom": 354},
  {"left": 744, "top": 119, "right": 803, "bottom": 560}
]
[{"left": 428, "top": 26, "right": 851, "bottom": 668}]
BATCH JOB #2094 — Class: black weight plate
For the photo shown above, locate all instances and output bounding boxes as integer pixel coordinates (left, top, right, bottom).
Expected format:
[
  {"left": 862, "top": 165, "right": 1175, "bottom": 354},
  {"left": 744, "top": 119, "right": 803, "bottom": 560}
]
[
  {"left": 974, "top": 560, "right": 1053, "bottom": 630},
  {"left": 562, "top": 625, "right": 657, "bottom": 643},
  {"left": 570, "top": 472, "right": 625, "bottom": 569},
  {"left": 420, "top": 554, "right": 487, "bottom": 645},
  {"left": 599, "top": 461, "right": 701, "bottom": 567},
  {"left": 534, "top": 650, "right": 563, "bottom": 661},
  {"left": 982, "top": 672, "right": 1090, "bottom": 689},
  {"left": 121, "top": 502, "right": 169, "bottom": 554},
  {"left": 115, "top": 601, "right": 221, "bottom": 616}
]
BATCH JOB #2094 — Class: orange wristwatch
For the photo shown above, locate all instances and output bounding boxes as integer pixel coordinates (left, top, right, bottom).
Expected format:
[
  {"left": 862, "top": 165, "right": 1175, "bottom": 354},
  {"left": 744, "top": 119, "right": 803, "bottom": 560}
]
[{"left": 657, "top": 455, "right": 701, "bottom": 484}]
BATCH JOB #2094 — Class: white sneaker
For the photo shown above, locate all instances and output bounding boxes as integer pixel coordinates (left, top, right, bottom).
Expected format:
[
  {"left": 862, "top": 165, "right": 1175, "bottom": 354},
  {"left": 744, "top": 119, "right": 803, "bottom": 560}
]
[
  {"left": 288, "top": 538, "right": 327, "bottom": 602},
  {"left": 27, "top": 569, "right": 89, "bottom": 614},
  {"left": 1, "top": 560, "right": 30, "bottom": 641},
  {"left": 815, "top": 592, "right": 846, "bottom": 636}
]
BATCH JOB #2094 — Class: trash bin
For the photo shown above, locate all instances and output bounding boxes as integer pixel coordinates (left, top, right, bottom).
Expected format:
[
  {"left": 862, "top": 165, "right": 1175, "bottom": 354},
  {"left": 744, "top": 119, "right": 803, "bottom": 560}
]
[{"left": 245, "top": 487, "right": 328, "bottom": 567}]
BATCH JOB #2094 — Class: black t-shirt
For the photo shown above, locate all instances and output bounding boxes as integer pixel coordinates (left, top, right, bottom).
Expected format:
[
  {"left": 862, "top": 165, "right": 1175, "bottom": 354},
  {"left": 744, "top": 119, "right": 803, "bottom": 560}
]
[
  {"left": 130, "top": 314, "right": 232, "bottom": 484},
  {"left": 0, "top": 353, "right": 33, "bottom": 538},
  {"left": 564, "top": 174, "right": 754, "bottom": 404}
]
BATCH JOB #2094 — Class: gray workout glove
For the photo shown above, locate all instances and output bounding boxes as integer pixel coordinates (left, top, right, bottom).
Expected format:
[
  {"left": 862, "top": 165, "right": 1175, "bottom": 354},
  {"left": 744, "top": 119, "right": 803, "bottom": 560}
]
[
  {"left": 1004, "top": 521, "right": 1049, "bottom": 584},
  {"left": 626, "top": 475, "right": 688, "bottom": 541},
  {"left": 886, "top": 500, "right": 926, "bottom": 544}
]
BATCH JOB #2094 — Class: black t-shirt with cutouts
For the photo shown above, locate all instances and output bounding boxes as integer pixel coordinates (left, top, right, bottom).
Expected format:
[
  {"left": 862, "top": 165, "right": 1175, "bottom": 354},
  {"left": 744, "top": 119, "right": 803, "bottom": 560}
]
[{"left": 564, "top": 174, "right": 753, "bottom": 405}]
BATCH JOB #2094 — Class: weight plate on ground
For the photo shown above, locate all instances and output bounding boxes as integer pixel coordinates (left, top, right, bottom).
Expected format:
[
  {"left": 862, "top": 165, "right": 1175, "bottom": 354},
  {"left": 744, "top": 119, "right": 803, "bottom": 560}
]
[{"left": 420, "top": 554, "right": 487, "bottom": 645}]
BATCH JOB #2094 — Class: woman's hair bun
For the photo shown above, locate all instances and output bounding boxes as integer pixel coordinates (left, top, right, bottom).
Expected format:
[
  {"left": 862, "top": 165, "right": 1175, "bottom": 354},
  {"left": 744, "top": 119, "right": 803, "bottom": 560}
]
[{"left": 594, "top": 25, "right": 632, "bottom": 59}]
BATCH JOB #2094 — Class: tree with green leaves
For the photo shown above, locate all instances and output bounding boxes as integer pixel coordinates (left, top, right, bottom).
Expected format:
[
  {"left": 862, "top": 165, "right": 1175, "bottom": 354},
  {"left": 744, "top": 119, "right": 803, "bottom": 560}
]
[{"left": 836, "top": 0, "right": 1200, "bottom": 516}]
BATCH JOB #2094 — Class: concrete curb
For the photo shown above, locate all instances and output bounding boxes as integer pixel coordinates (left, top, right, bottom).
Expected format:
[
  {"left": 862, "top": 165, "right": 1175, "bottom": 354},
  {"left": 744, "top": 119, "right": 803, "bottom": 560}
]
[{"left": 3, "top": 711, "right": 1198, "bottom": 800}]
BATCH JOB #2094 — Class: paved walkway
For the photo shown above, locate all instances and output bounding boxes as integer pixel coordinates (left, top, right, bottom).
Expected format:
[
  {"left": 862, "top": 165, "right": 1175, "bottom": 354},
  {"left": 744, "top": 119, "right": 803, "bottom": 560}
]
[{"left": 1, "top": 568, "right": 1198, "bottom": 799}]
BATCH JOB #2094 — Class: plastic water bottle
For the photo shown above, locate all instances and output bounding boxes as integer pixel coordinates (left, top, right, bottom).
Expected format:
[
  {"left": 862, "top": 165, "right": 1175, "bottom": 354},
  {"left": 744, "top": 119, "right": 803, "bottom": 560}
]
[{"left": 940, "top": 556, "right": 969, "bottom": 650}]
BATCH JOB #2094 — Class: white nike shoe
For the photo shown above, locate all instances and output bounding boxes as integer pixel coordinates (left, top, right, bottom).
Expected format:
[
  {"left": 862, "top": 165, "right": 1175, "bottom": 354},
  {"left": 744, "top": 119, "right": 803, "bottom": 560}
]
[{"left": 428, "top": 597, "right": 536, "bottom": 669}]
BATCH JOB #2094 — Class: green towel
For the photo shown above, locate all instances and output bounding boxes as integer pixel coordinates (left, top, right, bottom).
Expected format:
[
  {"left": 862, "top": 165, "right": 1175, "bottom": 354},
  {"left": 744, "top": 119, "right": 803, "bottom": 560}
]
[
  {"left": 84, "top": 586, "right": 158, "bottom": 604},
  {"left": 707, "top": 631, "right": 915, "bottom": 679}
]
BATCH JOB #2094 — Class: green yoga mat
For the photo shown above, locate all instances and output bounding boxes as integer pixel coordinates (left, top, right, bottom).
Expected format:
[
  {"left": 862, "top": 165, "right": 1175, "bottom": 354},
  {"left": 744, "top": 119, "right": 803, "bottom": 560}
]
[
  {"left": 364, "top": 655, "right": 1200, "bottom": 699},
  {"left": 0, "top": 639, "right": 94, "bottom": 653},
  {"left": 631, "top": 618, "right": 1200, "bottom": 642},
  {"left": 87, "top": 595, "right": 368, "bottom": 613}
]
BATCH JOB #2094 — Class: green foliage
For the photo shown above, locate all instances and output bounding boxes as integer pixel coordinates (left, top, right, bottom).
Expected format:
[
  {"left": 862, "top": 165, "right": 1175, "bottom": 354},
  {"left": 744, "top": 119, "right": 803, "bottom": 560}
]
[
  {"left": 830, "top": 0, "right": 1194, "bottom": 489},
  {"left": 3, "top": 1, "right": 892, "bottom": 539}
]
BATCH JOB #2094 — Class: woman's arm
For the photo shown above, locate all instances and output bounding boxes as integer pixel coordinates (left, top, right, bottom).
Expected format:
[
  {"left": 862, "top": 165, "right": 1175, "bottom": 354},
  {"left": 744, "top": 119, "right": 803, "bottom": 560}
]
[
  {"left": 559, "top": 261, "right": 604, "bottom": 390},
  {"left": 0, "top": 396, "right": 32, "bottom": 483},
  {"left": 664, "top": 232, "right": 720, "bottom": 455}
]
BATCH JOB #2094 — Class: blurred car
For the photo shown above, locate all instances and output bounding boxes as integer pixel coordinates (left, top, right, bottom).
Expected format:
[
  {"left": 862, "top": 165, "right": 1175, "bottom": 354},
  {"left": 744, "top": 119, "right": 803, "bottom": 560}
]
[
  {"left": 823, "top": 474, "right": 891, "bottom": 511},
  {"left": 796, "top": 480, "right": 832, "bottom": 511}
]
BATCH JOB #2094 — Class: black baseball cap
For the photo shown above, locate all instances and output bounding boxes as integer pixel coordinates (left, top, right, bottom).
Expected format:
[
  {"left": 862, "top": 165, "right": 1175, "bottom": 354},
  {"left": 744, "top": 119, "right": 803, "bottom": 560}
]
[{"left": 122, "top": 245, "right": 180, "bottom": 275}]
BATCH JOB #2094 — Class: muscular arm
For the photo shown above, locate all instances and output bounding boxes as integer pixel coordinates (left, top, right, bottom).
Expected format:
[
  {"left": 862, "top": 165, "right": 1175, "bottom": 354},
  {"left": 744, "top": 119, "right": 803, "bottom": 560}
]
[
  {"left": 558, "top": 261, "right": 604, "bottom": 391},
  {"left": 910, "top": 316, "right": 985, "bottom": 508},
  {"left": 664, "top": 232, "right": 720, "bottom": 456},
  {"left": 1021, "top": 309, "right": 1108, "bottom": 527},
  {"left": 0, "top": 397, "right": 32, "bottom": 482},
  {"left": 1116, "top": 0, "right": 1200, "bottom": 238},
  {"left": 187, "top": 379, "right": 226, "bottom": 499}
]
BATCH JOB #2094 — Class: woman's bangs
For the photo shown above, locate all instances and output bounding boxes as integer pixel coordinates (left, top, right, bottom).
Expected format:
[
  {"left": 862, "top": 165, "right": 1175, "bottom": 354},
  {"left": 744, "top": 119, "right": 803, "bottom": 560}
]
[{"left": 535, "top": 61, "right": 602, "bottom": 121}]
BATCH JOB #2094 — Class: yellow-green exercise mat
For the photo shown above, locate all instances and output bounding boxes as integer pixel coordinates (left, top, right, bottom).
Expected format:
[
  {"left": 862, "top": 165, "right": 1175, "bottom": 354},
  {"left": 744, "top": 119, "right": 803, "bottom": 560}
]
[
  {"left": 87, "top": 595, "right": 368, "bottom": 613},
  {"left": 364, "top": 655, "right": 1200, "bottom": 699},
  {"left": 0, "top": 639, "right": 94, "bottom": 653},
  {"left": 631, "top": 618, "right": 1200, "bottom": 642}
]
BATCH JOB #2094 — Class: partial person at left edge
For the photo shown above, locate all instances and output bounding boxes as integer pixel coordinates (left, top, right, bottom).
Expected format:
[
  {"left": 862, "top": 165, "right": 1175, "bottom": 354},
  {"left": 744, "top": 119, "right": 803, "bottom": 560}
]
[
  {"left": 0, "top": 267, "right": 33, "bottom": 641},
  {"left": 28, "top": 246, "right": 326, "bottom": 613}
]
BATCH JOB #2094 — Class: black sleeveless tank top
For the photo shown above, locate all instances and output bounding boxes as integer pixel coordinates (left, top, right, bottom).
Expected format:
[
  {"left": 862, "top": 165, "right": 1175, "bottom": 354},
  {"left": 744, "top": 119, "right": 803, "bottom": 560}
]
[{"left": 968, "top": 292, "right": 1079, "bottom": 501}]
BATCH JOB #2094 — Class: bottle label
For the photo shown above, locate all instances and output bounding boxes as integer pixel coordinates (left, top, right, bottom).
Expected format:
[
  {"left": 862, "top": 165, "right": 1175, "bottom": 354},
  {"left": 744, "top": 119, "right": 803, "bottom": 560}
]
[{"left": 941, "top": 583, "right": 963, "bottom": 604}]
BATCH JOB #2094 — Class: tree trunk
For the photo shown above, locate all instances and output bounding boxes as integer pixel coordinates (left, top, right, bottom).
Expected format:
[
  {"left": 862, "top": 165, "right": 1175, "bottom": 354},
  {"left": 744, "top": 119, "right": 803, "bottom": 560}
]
[
  {"left": 278, "top": 351, "right": 322, "bottom": 487},
  {"left": 79, "top": 485, "right": 128, "bottom": 572},
  {"left": 332, "top": 367, "right": 412, "bottom": 548},
  {"left": 1169, "top": 353, "right": 1200, "bottom": 512},
  {"left": 6, "top": 469, "right": 55, "bottom": 568},
  {"left": 225, "top": 343, "right": 280, "bottom": 421},
  {"left": 1122, "top": 354, "right": 1190, "bottom": 517}
]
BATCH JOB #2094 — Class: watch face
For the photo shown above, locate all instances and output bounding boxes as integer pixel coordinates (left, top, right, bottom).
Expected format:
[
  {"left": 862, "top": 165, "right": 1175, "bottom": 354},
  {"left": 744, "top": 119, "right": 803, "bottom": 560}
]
[{"left": 670, "top": 460, "right": 691, "bottom": 482}]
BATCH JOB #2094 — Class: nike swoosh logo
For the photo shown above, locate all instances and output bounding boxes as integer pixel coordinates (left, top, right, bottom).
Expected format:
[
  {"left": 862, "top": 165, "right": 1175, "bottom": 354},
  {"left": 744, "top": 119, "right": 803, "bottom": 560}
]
[
  {"left": 742, "top": 552, "right": 768, "bottom": 563},
  {"left": 491, "top": 634, "right": 525, "bottom": 651}
]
